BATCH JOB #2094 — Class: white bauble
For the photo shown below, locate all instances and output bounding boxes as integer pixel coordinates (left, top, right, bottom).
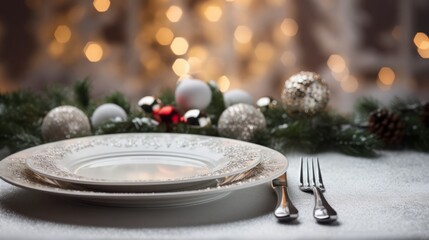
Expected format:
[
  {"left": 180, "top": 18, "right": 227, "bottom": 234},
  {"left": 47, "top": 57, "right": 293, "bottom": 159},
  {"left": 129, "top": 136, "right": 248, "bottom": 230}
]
[
  {"left": 91, "top": 103, "right": 127, "bottom": 128},
  {"left": 223, "top": 89, "right": 253, "bottom": 107},
  {"left": 175, "top": 79, "right": 212, "bottom": 110}
]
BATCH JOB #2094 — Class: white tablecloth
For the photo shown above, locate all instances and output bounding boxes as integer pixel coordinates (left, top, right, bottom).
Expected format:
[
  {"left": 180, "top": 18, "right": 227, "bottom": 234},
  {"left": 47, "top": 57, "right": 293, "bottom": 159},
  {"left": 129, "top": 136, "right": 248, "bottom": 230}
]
[{"left": 0, "top": 151, "right": 428, "bottom": 239}]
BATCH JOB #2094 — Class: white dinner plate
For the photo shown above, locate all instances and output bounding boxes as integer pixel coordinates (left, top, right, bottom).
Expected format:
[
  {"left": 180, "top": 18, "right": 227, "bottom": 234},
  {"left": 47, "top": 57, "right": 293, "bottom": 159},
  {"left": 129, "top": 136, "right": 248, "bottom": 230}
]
[
  {"left": 0, "top": 142, "right": 288, "bottom": 208},
  {"left": 25, "top": 133, "right": 261, "bottom": 192}
]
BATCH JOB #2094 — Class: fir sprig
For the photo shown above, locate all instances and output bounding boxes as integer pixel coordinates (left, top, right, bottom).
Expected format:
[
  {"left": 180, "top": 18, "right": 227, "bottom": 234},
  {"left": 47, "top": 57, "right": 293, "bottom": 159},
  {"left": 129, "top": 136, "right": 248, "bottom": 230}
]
[{"left": 0, "top": 80, "right": 428, "bottom": 160}]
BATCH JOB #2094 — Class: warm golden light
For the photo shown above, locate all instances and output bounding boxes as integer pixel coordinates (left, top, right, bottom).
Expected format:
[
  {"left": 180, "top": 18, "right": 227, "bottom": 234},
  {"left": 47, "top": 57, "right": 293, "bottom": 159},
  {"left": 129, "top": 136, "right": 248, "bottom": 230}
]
[
  {"left": 93, "top": 0, "right": 110, "bottom": 12},
  {"left": 255, "top": 42, "right": 274, "bottom": 62},
  {"left": 413, "top": 32, "right": 429, "bottom": 49},
  {"left": 281, "top": 51, "right": 296, "bottom": 66},
  {"left": 188, "top": 46, "right": 208, "bottom": 61},
  {"left": 234, "top": 25, "right": 252, "bottom": 44},
  {"left": 172, "top": 58, "right": 189, "bottom": 76},
  {"left": 54, "top": 25, "right": 71, "bottom": 43},
  {"left": 155, "top": 27, "right": 174, "bottom": 46},
  {"left": 418, "top": 48, "right": 429, "bottom": 59},
  {"left": 170, "top": 37, "right": 189, "bottom": 55},
  {"left": 281, "top": 18, "right": 298, "bottom": 37},
  {"left": 204, "top": 5, "right": 223, "bottom": 22},
  {"left": 166, "top": 5, "right": 183, "bottom": 23},
  {"left": 187, "top": 57, "right": 202, "bottom": 73},
  {"left": 217, "top": 75, "right": 230, "bottom": 92},
  {"left": 327, "top": 54, "right": 347, "bottom": 73},
  {"left": 391, "top": 26, "right": 401, "bottom": 40},
  {"left": 378, "top": 67, "right": 395, "bottom": 85},
  {"left": 341, "top": 75, "right": 359, "bottom": 93},
  {"left": 84, "top": 42, "right": 103, "bottom": 62},
  {"left": 48, "top": 41, "right": 64, "bottom": 57}
]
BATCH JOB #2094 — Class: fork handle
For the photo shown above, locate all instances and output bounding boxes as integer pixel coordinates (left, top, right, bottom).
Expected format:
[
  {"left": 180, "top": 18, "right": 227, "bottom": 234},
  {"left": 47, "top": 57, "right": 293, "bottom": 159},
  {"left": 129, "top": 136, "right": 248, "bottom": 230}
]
[
  {"left": 312, "top": 186, "right": 337, "bottom": 223},
  {"left": 273, "top": 185, "right": 299, "bottom": 221}
]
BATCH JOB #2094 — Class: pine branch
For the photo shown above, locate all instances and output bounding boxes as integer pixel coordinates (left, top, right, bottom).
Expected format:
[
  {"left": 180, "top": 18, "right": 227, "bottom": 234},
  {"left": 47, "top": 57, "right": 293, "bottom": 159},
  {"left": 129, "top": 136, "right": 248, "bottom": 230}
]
[{"left": 73, "top": 78, "right": 91, "bottom": 110}]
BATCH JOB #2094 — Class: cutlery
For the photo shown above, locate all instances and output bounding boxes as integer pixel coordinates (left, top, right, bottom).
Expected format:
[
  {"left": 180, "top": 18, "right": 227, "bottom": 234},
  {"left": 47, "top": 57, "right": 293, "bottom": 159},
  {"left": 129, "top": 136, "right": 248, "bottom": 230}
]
[
  {"left": 299, "top": 157, "right": 337, "bottom": 223},
  {"left": 271, "top": 172, "right": 299, "bottom": 221}
]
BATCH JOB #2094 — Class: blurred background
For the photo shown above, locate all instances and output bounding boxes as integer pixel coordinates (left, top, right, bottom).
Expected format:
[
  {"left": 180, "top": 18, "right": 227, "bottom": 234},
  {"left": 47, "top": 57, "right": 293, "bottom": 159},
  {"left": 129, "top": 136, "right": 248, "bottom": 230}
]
[{"left": 0, "top": 0, "right": 428, "bottom": 112}]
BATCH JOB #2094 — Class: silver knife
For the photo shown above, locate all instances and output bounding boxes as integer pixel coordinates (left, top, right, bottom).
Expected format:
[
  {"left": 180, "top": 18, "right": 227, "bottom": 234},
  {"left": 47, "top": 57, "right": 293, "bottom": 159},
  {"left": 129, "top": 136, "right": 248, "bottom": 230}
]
[{"left": 271, "top": 172, "right": 299, "bottom": 221}]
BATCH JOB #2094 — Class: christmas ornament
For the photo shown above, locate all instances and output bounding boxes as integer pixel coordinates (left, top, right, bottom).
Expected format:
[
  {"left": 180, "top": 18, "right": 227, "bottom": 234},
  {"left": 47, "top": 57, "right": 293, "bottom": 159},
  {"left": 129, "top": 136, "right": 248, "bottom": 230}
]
[
  {"left": 421, "top": 102, "right": 429, "bottom": 128},
  {"left": 41, "top": 105, "right": 91, "bottom": 142},
  {"left": 132, "top": 117, "right": 159, "bottom": 129},
  {"left": 218, "top": 103, "right": 266, "bottom": 141},
  {"left": 223, "top": 89, "right": 253, "bottom": 107},
  {"left": 281, "top": 71, "right": 330, "bottom": 116},
  {"left": 175, "top": 79, "right": 212, "bottom": 110},
  {"left": 156, "top": 105, "right": 181, "bottom": 124},
  {"left": 256, "top": 96, "right": 278, "bottom": 109},
  {"left": 368, "top": 109, "right": 405, "bottom": 145},
  {"left": 138, "top": 96, "right": 162, "bottom": 114},
  {"left": 91, "top": 103, "right": 127, "bottom": 128},
  {"left": 182, "top": 109, "right": 211, "bottom": 128}
]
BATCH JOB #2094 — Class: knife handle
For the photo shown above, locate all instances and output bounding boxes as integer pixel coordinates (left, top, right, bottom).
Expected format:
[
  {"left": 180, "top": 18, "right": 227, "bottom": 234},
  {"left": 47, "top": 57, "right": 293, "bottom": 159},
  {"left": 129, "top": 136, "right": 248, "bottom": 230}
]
[{"left": 273, "top": 185, "right": 299, "bottom": 221}]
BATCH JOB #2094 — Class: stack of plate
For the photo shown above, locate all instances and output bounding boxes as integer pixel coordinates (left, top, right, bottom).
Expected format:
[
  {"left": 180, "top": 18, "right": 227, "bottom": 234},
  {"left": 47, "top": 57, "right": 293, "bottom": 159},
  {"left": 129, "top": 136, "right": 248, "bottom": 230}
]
[{"left": 0, "top": 133, "right": 288, "bottom": 207}]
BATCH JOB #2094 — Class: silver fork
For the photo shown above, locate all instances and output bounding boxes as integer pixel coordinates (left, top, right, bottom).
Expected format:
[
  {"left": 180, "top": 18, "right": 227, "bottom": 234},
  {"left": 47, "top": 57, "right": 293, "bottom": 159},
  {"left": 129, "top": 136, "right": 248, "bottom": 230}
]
[{"left": 299, "top": 157, "right": 337, "bottom": 223}]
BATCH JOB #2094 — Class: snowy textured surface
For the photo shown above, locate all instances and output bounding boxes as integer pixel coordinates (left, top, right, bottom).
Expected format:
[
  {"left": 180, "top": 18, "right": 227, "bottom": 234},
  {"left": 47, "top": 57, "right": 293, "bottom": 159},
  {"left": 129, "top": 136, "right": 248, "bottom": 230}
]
[{"left": 0, "top": 151, "right": 428, "bottom": 239}]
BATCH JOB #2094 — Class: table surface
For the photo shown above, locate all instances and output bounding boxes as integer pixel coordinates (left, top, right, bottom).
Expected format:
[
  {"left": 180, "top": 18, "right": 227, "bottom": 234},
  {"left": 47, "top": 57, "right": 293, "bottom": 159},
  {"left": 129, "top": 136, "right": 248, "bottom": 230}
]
[{"left": 0, "top": 150, "right": 428, "bottom": 240}]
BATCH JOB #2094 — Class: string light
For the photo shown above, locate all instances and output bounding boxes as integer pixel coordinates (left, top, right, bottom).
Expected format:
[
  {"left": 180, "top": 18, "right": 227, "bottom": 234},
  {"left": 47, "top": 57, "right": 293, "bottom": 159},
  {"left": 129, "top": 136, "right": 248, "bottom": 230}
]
[
  {"left": 234, "top": 25, "right": 252, "bottom": 44},
  {"left": 378, "top": 67, "right": 395, "bottom": 85},
  {"left": 340, "top": 75, "right": 359, "bottom": 93},
  {"left": 327, "top": 54, "right": 346, "bottom": 73},
  {"left": 155, "top": 27, "right": 174, "bottom": 46},
  {"left": 170, "top": 37, "right": 189, "bottom": 55},
  {"left": 217, "top": 75, "right": 230, "bottom": 92},
  {"left": 166, "top": 5, "right": 183, "bottom": 23},
  {"left": 280, "top": 18, "right": 298, "bottom": 37},
  {"left": 281, "top": 51, "right": 296, "bottom": 67},
  {"left": 93, "top": 0, "right": 110, "bottom": 12},
  {"left": 254, "top": 42, "right": 274, "bottom": 62},
  {"left": 172, "top": 58, "right": 189, "bottom": 76},
  {"left": 48, "top": 41, "right": 64, "bottom": 57},
  {"left": 188, "top": 45, "right": 208, "bottom": 61},
  {"left": 203, "top": 5, "right": 223, "bottom": 22},
  {"left": 417, "top": 48, "right": 429, "bottom": 59},
  {"left": 84, "top": 42, "right": 103, "bottom": 62},
  {"left": 187, "top": 57, "right": 202, "bottom": 73},
  {"left": 413, "top": 32, "right": 429, "bottom": 49},
  {"left": 54, "top": 25, "right": 71, "bottom": 43}
]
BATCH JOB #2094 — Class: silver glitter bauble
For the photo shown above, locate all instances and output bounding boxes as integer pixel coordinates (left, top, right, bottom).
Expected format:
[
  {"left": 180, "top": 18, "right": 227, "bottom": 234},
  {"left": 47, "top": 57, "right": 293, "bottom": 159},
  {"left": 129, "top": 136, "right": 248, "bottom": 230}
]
[
  {"left": 41, "top": 106, "right": 91, "bottom": 142},
  {"left": 281, "top": 71, "right": 330, "bottom": 116},
  {"left": 183, "top": 109, "right": 211, "bottom": 128},
  {"left": 218, "top": 103, "right": 266, "bottom": 141}
]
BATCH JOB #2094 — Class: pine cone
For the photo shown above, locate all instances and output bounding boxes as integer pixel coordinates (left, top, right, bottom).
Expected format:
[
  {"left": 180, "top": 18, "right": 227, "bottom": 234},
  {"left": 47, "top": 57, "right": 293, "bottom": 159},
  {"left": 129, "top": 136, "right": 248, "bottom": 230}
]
[
  {"left": 421, "top": 102, "right": 429, "bottom": 128},
  {"left": 368, "top": 109, "right": 405, "bottom": 145}
]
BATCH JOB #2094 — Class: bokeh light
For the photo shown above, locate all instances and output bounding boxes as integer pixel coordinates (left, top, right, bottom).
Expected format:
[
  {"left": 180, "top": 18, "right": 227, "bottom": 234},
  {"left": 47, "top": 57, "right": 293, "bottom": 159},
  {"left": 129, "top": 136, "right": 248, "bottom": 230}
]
[
  {"left": 54, "top": 25, "right": 71, "bottom": 43},
  {"left": 166, "top": 5, "right": 183, "bottom": 23},
  {"left": 93, "top": 0, "right": 110, "bottom": 12},
  {"left": 155, "top": 27, "right": 174, "bottom": 46},
  {"left": 234, "top": 25, "right": 252, "bottom": 44},
  {"left": 170, "top": 37, "right": 189, "bottom": 55},
  {"left": 84, "top": 42, "right": 103, "bottom": 62}
]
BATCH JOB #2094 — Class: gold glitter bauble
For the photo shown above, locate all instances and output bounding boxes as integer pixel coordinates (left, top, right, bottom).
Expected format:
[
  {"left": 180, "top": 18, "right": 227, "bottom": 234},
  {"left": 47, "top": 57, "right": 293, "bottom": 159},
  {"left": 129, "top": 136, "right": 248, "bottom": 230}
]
[
  {"left": 281, "top": 71, "right": 330, "bottom": 116},
  {"left": 218, "top": 103, "right": 266, "bottom": 141},
  {"left": 41, "top": 106, "right": 91, "bottom": 142}
]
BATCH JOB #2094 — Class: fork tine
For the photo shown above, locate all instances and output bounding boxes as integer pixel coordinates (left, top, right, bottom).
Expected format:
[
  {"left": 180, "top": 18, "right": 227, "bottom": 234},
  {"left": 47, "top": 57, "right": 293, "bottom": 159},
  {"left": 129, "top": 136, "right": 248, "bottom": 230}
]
[
  {"left": 299, "top": 157, "right": 304, "bottom": 188},
  {"left": 316, "top": 157, "right": 325, "bottom": 190},
  {"left": 306, "top": 158, "right": 310, "bottom": 188},
  {"left": 311, "top": 158, "right": 316, "bottom": 187}
]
